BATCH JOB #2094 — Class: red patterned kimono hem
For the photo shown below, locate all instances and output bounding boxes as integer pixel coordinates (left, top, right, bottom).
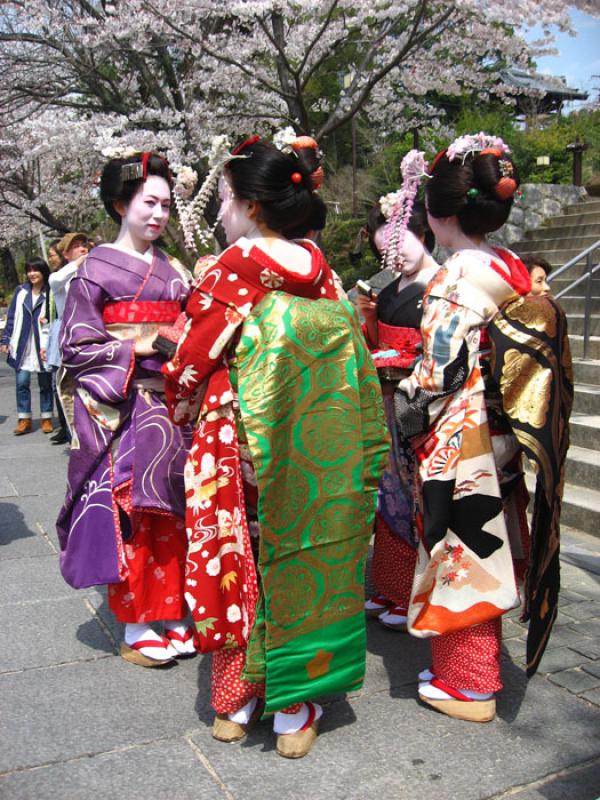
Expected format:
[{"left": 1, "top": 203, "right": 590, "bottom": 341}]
[
  {"left": 431, "top": 618, "right": 503, "bottom": 694},
  {"left": 371, "top": 515, "right": 417, "bottom": 608},
  {"left": 107, "top": 484, "right": 187, "bottom": 624},
  {"left": 211, "top": 648, "right": 302, "bottom": 715}
]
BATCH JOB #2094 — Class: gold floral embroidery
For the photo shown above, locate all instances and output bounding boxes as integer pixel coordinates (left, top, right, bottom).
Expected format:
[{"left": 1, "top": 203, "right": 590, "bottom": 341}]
[
  {"left": 505, "top": 297, "right": 556, "bottom": 337},
  {"left": 500, "top": 349, "right": 551, "bottom": 429}
]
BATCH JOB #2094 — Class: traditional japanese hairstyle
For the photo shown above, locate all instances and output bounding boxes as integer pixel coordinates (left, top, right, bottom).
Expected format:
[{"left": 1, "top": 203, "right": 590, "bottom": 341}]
[
  {"left": 377, "top": 149, "right": 429, "bottom": 273},
  {"left": 100, "top": 151, "right": 172, "bottom": 224},
  {"left": 426, "top": 132, "right": 520, "bottom": 236},
  {"left": 367, "top": 200, "right": 434, "bottom": 260},
  {"left": 225, "top": 135, "right": 323, "bottom": 237}
]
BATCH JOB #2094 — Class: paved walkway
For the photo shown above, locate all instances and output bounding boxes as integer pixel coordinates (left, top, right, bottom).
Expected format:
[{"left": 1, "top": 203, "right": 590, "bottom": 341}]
[{"left": 0, "top": 362, "right": 599, "bottom": 800}]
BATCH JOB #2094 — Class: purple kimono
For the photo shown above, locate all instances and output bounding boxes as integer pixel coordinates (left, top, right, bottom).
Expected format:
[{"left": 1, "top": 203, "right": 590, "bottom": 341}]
[{"left": 56, "top": 245, "right": 192, "bottom": 588}]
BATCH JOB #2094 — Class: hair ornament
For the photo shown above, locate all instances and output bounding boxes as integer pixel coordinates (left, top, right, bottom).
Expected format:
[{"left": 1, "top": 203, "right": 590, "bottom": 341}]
[
  {"left": 174, "top": 166, "right": 198, "bottom": 201},
  {"left": 498, "top": 159, "right": 514, "bottom": 178},
  {"left": 494, "top": 177, "right": 518, "bottom": 201},
  {"left": 232, "top": 135, "right": 260, "bottom": 156},
  {"left": 467, "top": 187, "right": 480, "bottom": 200},
  {"left": 174, "top": 136, "right": 250, "bottom": 253},
  {"left": 381, "top": 149, "right": 429, "bottom": 274},
  {"left": 273, "top": 126, "right": 298, "bottom": 155},
  {"left": 290, "top": 134, "right": 324, "bottom": 189},
  {"left": 119, "top": 151, "right": 171, "bottom": 184},
  {"left": 291, "top": 172, "right": 302, "bottom": 184},
  {"left": 447, "top": 132, "right": 510, "bottom": 164}
]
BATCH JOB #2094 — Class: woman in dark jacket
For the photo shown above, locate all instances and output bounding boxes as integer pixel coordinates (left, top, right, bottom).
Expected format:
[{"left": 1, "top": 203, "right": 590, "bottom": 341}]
[{"left": 0, "top": 258, "right": 54, "bottom": 435}]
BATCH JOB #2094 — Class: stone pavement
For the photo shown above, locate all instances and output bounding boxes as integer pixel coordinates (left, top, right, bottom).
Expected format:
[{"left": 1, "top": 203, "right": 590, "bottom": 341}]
[{"left": 0, "top": 361, "right": 599, "bottom": 800}]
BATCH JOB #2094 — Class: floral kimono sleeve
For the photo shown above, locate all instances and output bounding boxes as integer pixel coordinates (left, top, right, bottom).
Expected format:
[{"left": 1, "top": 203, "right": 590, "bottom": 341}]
[
  {"left": 60, "top": 275, "right": 135, "bottom": 404},
  {"left": 162, "top": 266, "right": 252, "bottom": 423},
  {"left": 394, "top": 293, "right": 485, "bottom": 439}
]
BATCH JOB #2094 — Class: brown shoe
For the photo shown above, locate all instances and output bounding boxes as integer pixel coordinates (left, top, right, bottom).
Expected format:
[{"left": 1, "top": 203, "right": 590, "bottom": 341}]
[
  {"left": 41, "top": 419, "right": 54, "bottom": 434},
  {"left": 212, "top": 700, "right": 264, "bottom": 743},
  {"left": 14, "top": 419, "right": 32, "bottom": 436}
]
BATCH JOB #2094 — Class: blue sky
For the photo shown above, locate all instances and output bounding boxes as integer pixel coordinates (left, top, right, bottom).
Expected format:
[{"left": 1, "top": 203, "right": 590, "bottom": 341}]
[{"left": 525, "top": 9, "right": 600, "bottom": 102}]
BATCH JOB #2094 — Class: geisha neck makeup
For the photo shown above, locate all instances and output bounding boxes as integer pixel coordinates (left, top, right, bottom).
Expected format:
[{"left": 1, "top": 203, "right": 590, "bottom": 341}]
[{"left": 218, "top": 175, "right": 259, "bottom": 244}]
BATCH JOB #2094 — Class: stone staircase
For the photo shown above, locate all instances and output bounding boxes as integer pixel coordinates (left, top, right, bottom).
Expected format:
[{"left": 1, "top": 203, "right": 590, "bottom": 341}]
[{"left": 513, "top": 197, "right": 600, "bottom": 539}]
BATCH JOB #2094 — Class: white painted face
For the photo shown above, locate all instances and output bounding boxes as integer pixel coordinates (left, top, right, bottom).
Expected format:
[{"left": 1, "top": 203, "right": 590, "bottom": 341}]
[
  {"left": 218, "top": 174, "right": 254, "bottom": 244},
  {"left": 122, "top": 175, "right": 171, "bottom": 244},
  {"left": 374, "top": 225, "right": 425, "bottom": 275}
]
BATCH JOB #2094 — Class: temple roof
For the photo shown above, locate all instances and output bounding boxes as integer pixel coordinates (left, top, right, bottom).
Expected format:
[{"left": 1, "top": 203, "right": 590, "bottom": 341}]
[{"left": 499, "top": 67, "right": 588, "bottom": 105}]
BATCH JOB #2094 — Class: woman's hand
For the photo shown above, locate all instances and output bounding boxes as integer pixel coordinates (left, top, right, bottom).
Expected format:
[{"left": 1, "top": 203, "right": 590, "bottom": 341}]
[
  {"left": 355, "top": 292, "right": 377, "bottom": 321},
  {"left": 0, "top": 344, "right": 8, "bottom": 354},
  {"left": 355, "top": 291, "right": 379, "bottom": 348},
  {"left": 134, "top": 334, "right": 158, "bottom": 357}
]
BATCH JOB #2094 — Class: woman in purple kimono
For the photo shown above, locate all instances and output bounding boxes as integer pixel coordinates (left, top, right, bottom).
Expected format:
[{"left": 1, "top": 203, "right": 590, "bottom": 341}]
[{"left": 57, "top": 152, "right": 195, "bottom": 666}]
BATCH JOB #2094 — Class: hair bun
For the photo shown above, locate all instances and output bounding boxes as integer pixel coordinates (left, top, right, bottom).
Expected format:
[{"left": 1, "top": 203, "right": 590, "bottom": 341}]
[{"left": 291, "top": 136, "right": 324, "bottom": 189}]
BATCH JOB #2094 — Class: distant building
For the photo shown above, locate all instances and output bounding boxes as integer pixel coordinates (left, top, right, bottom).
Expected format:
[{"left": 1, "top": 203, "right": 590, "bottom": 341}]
[{"left": 499, "top": 67, "right": 588, "bottom": 116}]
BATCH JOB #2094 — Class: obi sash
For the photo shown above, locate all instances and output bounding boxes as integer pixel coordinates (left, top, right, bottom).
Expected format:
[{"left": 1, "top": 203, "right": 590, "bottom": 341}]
[
  {"left": 372, "top": 323, "right": 422, "bottom": 369},
  {"left": 102, "top": 300, "right": 180, "bottom": 325}
]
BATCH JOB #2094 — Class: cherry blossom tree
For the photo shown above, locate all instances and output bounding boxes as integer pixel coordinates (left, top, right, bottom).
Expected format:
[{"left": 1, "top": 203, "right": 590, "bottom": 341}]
[{"left": 0, "top": 0, "right": 597, "bottom": 250}]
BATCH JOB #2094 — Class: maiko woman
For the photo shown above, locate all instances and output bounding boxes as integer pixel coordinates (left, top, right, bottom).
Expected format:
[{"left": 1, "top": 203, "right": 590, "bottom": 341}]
[{"left": 57, "top": 152, "right": 196, "bottom": 666}]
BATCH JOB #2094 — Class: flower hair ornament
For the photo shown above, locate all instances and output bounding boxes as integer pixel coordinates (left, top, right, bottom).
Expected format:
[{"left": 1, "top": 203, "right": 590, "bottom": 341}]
[
  {"left": 436, "top": 133, "right": 517, "bottom": 202},
  {"left": 273, "top": 126, "right": 325, "bottom": 190},
  {"left": 446, "top": 132, "right": 510, "bottom": 163},
  {"left": 173, "top": 135, "right": 251, "bottom": 252},
  {"left": 380, "top": 149, "right": 429, "bottom": 274}
]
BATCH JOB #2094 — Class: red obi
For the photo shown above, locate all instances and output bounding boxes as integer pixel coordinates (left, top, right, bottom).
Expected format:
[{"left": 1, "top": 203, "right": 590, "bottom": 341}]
[
  {"left": 102, "top": 300, "right": 181, "bottom": 325},
  {"left": 371, "top": 322, "right": 422, "bottom": 370}
]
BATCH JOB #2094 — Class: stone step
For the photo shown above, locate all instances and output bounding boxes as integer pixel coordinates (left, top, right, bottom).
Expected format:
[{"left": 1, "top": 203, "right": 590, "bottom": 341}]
[
  {"left": 565, "top": 315, "right": 600, "bottom": 336},
  {"left": 572, "top": 383, "right": 600, "bottom": 415},
  {"left": 519, "top": 230, "right": 600, "bottom": 248},
  {"left": 525, "top": 471, "right": 600, "bottom": 540},
  {"left": 541, "top": 220, "right": 600, "bottom": 236},
  {"left": 518, "top": 250, "right": 600, "bottom": 270},
  {"left": 515, "top": 243, "right": 600, "bottom": 263},
  {"left": 568, "top": 335, "right": 600, "bottom": 360},
  {"left": 558, "top": 297, "right": 600, "bottom": 315},
  {"left": 572, "top": 358, "right": 600, "bottom": 384},
  {"left": 546, "top": 210, "right": 600, "bottom": 228},
  {"left": 569, "top": 412, "right": 600, "bottom": 450},
  {"left": 560, "top": 482, "right": 600, "bottom": 539},
  {"left": 563, "top": 199, "right": 600, "bottom": 215},
  {"left": 565, "top": 445, "right": 600, "bottom": 491}
]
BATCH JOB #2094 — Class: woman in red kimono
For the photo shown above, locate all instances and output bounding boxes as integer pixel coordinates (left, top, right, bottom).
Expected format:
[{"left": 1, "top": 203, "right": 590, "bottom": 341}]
[{"left": 164, "top": 137, "right": 387, "bottom": 758}]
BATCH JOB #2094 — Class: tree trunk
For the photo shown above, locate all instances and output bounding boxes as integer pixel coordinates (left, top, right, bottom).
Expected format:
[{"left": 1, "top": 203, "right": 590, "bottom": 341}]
[{"left": 0, "top": 247, "right": 19, "bottom": 293}]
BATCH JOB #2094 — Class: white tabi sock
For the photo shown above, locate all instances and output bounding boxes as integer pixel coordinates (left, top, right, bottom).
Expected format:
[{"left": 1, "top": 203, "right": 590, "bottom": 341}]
[
  {"left": 228, "top": 697, "right": 258, "bottom": 725},
  {"left": 273, "top": 702, "right": 323, "bottom": 735}
]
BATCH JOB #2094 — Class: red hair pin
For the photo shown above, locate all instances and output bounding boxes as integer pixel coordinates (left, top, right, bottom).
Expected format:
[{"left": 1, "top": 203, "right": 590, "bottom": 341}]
[
  {"left": 291, "top": 172, "right": 302, "bottom": 184},
  {"left": 232, "top": 135, "right": 260, "bottom": 156}
]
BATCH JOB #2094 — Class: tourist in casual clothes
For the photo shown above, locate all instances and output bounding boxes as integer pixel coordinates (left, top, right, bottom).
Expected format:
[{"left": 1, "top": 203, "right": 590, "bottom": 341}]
[
  {"left": 57, "top": 152, "right": 195, "bottom": 667},
  {"left": 163, "top": 135, "right": 388, "bottom": 758},
  {"left": 47, "top": 232, "right": 91, "bottom": 445},
  {"left": 47, "top": 239, "right": 64, "bottom": 272},
  {"left": 395, "top": 134, "right": 572, "bottom": 722},
  {"left": 1, "top": 258, "right": 54, "bottom": 435}
]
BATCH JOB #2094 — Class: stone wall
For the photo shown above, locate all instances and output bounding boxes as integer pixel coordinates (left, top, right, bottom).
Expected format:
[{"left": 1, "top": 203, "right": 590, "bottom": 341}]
[{"left": 492, "top": 183, "right": 587, "bottom": 247}]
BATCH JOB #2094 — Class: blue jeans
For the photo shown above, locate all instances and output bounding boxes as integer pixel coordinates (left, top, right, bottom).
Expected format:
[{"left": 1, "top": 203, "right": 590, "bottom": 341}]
[{"left": 16, "top": 369, "right": 53, "bottom": 419}]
